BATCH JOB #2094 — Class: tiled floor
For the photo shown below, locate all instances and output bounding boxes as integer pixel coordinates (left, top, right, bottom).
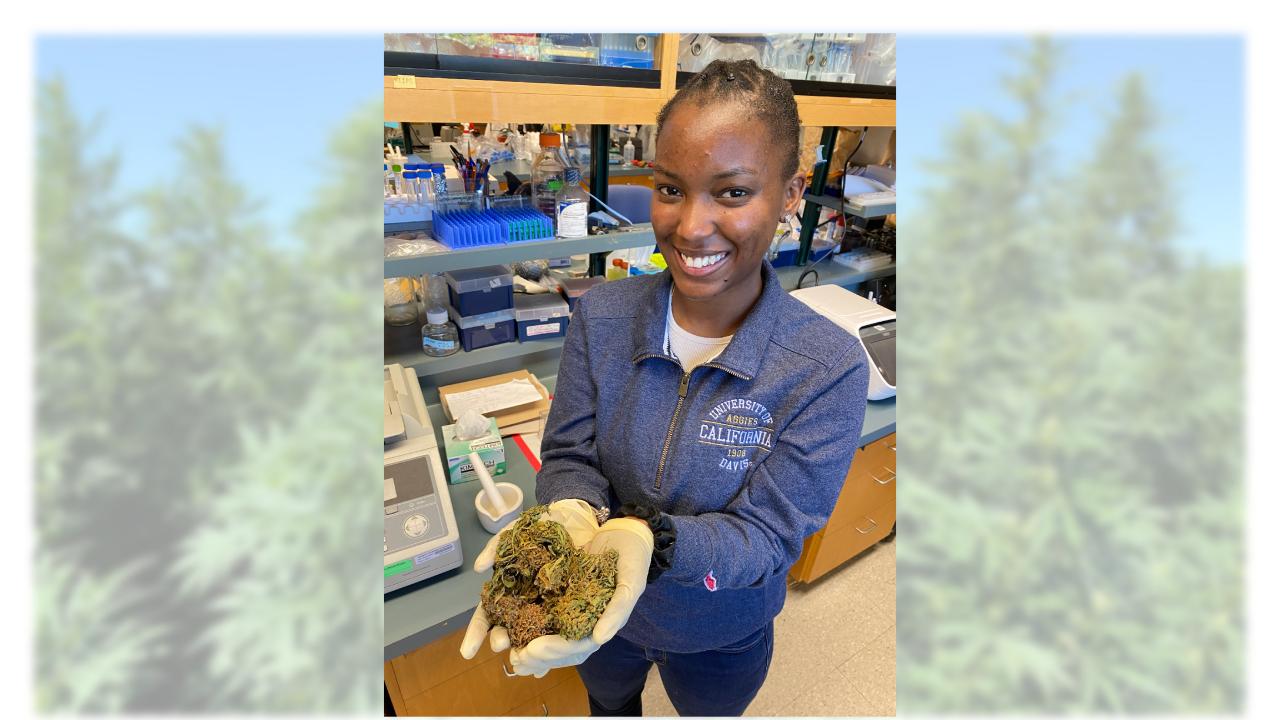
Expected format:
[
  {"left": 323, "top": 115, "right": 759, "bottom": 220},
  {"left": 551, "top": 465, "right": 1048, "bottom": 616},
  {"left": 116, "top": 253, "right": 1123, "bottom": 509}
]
[{"left": 640, "top": 538, "right": 895, "bottom": 717}]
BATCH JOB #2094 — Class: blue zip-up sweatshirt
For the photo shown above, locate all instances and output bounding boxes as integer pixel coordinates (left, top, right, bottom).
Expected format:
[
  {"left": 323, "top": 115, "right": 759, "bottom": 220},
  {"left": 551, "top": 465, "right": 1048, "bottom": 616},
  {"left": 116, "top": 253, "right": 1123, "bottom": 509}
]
[{"left": 535, "top": 261, "right": 869, "bottom": 653}]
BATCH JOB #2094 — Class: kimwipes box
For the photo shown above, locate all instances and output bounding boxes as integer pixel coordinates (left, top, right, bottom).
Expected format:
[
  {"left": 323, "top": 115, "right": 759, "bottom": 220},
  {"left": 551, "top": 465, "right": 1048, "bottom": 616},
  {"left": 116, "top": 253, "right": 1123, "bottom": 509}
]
[
  {"left": 437, "top": 370, "right": 551, "bottom": 437},
  {"left": 441, "top": 416, "right": 507, "bottom": 484}
]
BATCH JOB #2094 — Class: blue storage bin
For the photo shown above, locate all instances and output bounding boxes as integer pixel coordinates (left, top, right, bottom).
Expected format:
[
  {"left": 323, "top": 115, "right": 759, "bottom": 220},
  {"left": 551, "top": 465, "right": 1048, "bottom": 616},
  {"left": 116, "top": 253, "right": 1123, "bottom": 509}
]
[
  {"left": 444, "top": 265, "right": 514, "bottom": 317},
  {"left": 514, "top": 293, "right": 570, "bottom": 342},
  {"left": 558, "top": 276, "right": 604, "bottom": 312},
  {"left": 448, "top": 305, "right": 516, "bottom": 352}
]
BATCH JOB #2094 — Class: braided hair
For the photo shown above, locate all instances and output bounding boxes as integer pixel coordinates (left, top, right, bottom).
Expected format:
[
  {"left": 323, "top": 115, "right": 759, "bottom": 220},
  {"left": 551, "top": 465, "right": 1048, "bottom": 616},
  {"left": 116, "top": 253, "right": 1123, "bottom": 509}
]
[{"left": 656, "top": 59, "right": 801, "bottom": 181}]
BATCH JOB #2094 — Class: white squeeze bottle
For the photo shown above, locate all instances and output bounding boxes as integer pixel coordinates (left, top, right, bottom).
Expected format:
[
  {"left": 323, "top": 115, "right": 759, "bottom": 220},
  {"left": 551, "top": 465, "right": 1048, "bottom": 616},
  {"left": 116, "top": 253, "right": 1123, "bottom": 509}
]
[
  {"left": 622, "top": 137, "right": 635, "bottom": 164},
  {"left": 556, "top": 168, "right": 590, "bottom": 238}
]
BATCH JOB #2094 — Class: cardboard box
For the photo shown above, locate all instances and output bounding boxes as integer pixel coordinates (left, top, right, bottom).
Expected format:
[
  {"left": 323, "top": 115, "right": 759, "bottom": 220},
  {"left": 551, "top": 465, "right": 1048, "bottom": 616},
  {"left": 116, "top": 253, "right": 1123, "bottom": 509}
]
[
  {"left": 438, "top": 370, "right": 551, "bottom": 436},
  {"left": 441, "top": 416, "right": 507, "bottom": 484}
]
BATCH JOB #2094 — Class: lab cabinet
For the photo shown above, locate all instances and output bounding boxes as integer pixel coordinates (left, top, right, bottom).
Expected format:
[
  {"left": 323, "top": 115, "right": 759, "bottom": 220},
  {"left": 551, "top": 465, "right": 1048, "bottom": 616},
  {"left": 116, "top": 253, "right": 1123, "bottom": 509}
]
[
  {"left": 385, "top": 624, "right": 588, "bottom": 716},
  {"left": 676, "top": 33, "right": 896, "bottom": 89},
  {"left": 789, "top": 432, "right": 896, "bottom": 584}
]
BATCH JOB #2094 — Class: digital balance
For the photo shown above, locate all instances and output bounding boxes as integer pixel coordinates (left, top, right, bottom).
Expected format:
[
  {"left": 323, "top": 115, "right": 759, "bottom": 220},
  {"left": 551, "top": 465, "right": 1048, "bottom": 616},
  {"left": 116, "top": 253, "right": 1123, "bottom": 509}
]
[
  {"left": 384, "top": 363, "right": 463, "bottom": 593},
  {"left": 791, "top": 285, "right": 897, "bottom": 400}
]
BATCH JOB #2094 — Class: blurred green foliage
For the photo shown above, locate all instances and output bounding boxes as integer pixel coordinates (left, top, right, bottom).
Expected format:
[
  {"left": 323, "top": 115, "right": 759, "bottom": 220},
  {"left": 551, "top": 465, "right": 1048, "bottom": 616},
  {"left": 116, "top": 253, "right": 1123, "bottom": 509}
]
[
  {"left": 35, "top": 77, "right": 383, "bottom": 711},
  {"left": 898, "top": 38, "right": 1243, "bottom": 712}
]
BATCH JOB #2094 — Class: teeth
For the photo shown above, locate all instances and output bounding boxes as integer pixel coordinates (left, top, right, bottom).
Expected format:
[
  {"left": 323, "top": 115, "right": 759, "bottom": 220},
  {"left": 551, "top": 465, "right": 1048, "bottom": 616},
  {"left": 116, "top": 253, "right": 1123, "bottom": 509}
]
[{"left": 680, "top": 252, "right": 726, "bottom": 269}]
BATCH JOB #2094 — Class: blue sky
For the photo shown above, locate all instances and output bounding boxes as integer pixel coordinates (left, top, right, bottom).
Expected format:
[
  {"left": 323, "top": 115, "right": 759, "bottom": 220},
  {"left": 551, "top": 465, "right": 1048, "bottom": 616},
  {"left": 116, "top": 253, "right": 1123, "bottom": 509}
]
[
  {"left": 898, "top": 35, "right": 1244, "bottom": 263},
  {"left": 37, "top": 36, "right": 381, "bottom": 237}
]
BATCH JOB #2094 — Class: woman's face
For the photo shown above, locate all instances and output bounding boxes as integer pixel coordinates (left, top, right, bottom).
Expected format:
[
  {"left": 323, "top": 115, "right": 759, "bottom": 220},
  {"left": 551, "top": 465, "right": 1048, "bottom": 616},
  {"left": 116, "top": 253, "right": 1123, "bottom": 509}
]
[{"left": 651, "top": 102, "right": 804, "bottom": 303}]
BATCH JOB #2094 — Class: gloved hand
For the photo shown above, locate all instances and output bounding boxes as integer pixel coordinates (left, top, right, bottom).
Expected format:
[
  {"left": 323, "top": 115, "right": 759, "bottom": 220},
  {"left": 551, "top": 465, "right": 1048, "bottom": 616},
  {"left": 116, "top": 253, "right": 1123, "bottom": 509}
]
[
  {"left": 459, "top": 499, "right": 599, "bottom": 662},
  {"left": 507, "top": 516, "right": 654, "bottom": 677}
]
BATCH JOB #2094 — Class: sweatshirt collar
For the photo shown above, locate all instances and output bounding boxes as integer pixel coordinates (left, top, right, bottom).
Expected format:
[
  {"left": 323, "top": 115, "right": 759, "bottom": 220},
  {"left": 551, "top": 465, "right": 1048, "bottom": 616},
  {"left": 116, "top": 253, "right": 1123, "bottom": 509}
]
[{"left": 631, "top": 261, "right": 783, "bottom": 381}]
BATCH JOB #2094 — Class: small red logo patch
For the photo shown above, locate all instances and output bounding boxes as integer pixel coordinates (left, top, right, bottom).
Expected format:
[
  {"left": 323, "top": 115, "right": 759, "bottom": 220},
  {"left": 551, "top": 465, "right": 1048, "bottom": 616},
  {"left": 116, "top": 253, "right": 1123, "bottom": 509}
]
[{"left": 703, "top": 570, "right": 718, "bottom": 592}]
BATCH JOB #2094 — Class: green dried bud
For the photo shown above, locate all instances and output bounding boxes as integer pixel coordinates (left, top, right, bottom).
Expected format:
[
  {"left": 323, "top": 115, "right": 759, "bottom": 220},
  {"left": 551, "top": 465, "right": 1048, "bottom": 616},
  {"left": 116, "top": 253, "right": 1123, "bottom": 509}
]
[{"left": 479, "top": 505, "right": 620, "bottom": 649}]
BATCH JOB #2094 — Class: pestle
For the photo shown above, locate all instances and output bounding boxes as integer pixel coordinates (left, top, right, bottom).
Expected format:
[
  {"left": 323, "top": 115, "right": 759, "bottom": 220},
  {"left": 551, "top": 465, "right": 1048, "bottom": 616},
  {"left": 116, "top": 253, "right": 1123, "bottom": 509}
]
[{"left": 470, "top": 451, "right": 509, "bottom": 516}]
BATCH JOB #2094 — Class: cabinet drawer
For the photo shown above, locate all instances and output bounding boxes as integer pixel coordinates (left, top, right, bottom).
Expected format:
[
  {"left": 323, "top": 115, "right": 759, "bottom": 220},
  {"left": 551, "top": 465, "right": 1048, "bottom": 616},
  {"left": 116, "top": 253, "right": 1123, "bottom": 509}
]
[
  {"left": 802, "top": 495, "right": 896, "bottom": 582},
  {"left": 825, "top": 434, "right": 896, "bottom": 532},
  {"left": 391, "top": 624, "right": 497, "bottom": 699},
  {"left": 542, "top": 673, "right": 590, "bottom": 716},
  {"left": 507, "top": 673, "right": 589, "bottom": 717},
  {"left": 406, "top": 652, "right": 577, "bottom": 717}
]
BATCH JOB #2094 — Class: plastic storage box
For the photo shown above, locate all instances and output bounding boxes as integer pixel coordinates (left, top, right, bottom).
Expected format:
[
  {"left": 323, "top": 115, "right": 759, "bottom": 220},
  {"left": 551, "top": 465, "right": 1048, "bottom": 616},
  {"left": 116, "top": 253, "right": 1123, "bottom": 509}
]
[
  {"left": 447, "top": 305, "right": 516, "bottom": 352},
  {"left": 558, "top": 276, "right": 605, "bottom": 312},
  {"left": 444, "top": 265, "right": 514, "bottom": 317},
  {"left": 514, "top": 293, "right": 571, "bottom": 342}
]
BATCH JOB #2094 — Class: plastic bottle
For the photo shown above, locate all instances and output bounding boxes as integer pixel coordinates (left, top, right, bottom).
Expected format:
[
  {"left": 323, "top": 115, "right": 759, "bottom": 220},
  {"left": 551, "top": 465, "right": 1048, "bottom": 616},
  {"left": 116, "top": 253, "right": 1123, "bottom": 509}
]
[
  {"left": 622, "top": 137, "right": 635, "bottom": 164},
  {"left": 532, "top": 132, "right": 567, "bottom": 221},
  {"left": 430, "top": 163, "right": 448, "bottom": 198},
  {"left": 556, "top": 168, "right": 590, "bottom": 238},
  {"left": 421, "top": 309, "right": 461, "bottom": 357},
  {"left": 402, "top": 170, "right": 418, "bottom": 203},
  {"left": 606, "top": 258, "right": 630, "bottom": 281}
]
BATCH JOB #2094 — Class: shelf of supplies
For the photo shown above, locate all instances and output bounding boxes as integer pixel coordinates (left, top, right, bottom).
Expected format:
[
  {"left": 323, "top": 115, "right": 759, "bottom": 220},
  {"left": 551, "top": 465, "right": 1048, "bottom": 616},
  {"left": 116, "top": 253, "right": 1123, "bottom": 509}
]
[
  {"left": 775, "top": 257, "right": 895, "bottom": 291},
  {"left": 387, "top": 256, "right": 894, "bottom": 384},
  {"left": 803, "top": 192, "right": 896, "bottom": 219},
  {"left": 384, "top": 226, "right": 658, "bottom": 278},
  {"left": 388, "top": 336, "right": 566, "bottom": 381}
]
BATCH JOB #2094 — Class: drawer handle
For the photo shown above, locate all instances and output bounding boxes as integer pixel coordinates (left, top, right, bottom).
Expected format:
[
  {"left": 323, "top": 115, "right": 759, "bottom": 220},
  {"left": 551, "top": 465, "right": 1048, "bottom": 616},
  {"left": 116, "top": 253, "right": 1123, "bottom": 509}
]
[
  {"left": 874, "top": 467, "right": 896, "bottom": 485},
  {"left": 541, "top": 702, "right": 549, "bottom": 716},
  {"left": 856, "top": 516, "right": 879, "bottom": 534},
  {"left": 502, "top": 662, "right": 516, "bottom": 677}
]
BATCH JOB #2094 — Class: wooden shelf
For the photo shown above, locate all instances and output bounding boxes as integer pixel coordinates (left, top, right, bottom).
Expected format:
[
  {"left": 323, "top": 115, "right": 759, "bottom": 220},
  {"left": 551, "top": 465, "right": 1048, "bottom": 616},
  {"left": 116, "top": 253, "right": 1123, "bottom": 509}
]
[
  {"left": 386, "top": 34, "right": 895, "bottom": 127},
  {"left": 386, "top": 76, "right": 670, "bottom": 124}
]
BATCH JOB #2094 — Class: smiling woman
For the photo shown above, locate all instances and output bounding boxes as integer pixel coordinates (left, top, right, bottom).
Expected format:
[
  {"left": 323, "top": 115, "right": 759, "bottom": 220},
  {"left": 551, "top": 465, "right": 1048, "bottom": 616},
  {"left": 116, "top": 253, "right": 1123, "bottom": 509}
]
[
  {"left": 526, "top": 58, "right": 872, "bottom": 717},
  {"left": 650, "top": 60, "right": 807, "bottom": 338}
]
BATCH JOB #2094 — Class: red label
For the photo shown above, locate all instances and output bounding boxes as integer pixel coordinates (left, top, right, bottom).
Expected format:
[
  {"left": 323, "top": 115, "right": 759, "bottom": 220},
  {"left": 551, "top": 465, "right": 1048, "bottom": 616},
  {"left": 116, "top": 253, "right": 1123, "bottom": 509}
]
[{"left": 703, "top": 570, "right": 718, "bottom": 592}]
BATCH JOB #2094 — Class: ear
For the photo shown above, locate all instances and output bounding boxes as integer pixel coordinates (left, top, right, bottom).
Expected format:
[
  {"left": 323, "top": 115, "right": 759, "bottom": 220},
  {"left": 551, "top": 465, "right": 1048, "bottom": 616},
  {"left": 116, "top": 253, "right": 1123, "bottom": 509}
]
[{"left": 781, "top": 172, "right": 806, "bottom": 218}]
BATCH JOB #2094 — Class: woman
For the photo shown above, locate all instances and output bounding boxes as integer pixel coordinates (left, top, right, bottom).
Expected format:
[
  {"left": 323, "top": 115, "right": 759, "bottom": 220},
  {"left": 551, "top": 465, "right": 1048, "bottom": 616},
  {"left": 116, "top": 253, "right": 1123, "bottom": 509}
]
[{"left": 462, "top": 59, "right": 869, "bottom": 716}]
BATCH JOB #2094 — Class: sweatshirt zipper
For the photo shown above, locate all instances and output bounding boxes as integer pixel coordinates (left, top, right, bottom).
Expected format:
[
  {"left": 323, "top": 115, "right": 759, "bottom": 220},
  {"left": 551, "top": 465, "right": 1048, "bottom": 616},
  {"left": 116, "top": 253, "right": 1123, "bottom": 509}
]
[{"left": 654, "top": 371, "right": 692, "bottom": 491}]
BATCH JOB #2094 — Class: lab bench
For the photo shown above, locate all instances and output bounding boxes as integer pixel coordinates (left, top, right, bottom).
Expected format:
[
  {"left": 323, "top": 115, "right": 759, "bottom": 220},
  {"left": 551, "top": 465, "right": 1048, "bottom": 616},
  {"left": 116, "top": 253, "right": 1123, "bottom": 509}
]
[{"left": 384, "top": 375, "right": 895, "bottom": 662}]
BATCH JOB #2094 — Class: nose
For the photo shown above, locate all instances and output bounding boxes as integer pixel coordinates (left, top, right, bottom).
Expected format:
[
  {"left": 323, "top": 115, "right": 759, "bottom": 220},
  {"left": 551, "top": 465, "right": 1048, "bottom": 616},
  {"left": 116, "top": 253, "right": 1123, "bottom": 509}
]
[{"left": 676, "top": 195, "right": 717, "bottom": 245}]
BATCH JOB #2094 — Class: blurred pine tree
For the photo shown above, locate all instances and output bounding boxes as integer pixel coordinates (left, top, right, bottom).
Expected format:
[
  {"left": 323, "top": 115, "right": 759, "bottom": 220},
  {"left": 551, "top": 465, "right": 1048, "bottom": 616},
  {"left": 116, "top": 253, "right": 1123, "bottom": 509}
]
[
  {"left": 898, "top": 38, "right": 1243, "bottom": 712},
  {"left": 35, "top": 74, "right": 383, "bottom": 711}
]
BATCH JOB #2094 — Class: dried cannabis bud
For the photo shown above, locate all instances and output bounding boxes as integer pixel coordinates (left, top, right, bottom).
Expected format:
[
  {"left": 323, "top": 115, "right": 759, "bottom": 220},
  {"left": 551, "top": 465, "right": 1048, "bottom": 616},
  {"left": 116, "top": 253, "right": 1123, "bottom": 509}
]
[{"left": 480, "top": 504, "right": 619, "bottom": 648}]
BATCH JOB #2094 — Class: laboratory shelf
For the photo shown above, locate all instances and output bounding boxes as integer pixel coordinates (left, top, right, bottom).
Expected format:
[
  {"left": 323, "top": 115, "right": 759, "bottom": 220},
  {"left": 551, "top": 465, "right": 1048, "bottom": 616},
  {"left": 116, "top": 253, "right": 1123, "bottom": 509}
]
[
  {"left": 387, "top": 258, "right": 893, "bottom": 389},
  {"left": 384, "top": 226, "right": 658, "bottom": 278},
  {"left": 804, "top": 192, "right": 896, "bottom": 219},
  {"left": 408, "top": 148, "right": 653, "bottom": 183},
  {"left": 774, "top": 258, "right": 896, "bottom": 291},
  {"left": 389, "top": 337, "right": 566, "bottom": 384}
]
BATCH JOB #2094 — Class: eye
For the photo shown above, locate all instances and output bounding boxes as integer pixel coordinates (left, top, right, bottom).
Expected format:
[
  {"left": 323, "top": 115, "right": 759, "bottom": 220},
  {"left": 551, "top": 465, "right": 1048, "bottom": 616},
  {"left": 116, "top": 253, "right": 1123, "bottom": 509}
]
[
  {"left": 656, "top": 185, "right": 683, "bottom": 199},
  {"left": 718, "top": 187, "right": 753, "bottom": 200}
]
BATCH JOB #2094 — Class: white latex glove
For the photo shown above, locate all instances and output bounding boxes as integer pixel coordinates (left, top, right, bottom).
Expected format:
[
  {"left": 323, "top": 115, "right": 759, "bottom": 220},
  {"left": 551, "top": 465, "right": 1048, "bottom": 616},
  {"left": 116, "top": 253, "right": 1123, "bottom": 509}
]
[
  {"left": 507, "top": 516, "right": 654, "bottom": 678},
  {"left": 459, "top": 499, "right": 599, "bottom": 661}
]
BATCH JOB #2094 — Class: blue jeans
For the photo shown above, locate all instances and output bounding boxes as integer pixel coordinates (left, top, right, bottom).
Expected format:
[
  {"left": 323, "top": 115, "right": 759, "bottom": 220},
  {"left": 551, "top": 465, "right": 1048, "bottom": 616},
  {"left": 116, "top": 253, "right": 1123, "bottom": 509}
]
[{"left": 575, "top": 622, "right": 774, "bottom": 716}]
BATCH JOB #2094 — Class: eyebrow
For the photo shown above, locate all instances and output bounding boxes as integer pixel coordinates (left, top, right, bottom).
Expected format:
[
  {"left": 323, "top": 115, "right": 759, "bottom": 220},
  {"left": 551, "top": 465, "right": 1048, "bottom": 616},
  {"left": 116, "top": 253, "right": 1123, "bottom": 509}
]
[{"left": 652, "top": 164, "right": 760, "bottom": 182}]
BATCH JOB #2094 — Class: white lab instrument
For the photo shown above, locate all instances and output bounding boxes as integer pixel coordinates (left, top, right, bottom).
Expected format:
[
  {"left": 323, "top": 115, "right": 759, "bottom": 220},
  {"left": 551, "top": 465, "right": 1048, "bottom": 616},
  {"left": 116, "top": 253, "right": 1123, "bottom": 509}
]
[
  {"left": 384, "top": 364, "right": 464, "bottom": 592},
  {"left": 791, "top": 285, "right": 896, "bottom": 400}
]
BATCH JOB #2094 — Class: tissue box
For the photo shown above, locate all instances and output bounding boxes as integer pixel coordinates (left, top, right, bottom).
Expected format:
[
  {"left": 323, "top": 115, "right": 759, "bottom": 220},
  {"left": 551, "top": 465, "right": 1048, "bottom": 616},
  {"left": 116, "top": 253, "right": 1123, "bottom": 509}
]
[{"left": 441, "top": 416, "right": 507, "bottom": 484}]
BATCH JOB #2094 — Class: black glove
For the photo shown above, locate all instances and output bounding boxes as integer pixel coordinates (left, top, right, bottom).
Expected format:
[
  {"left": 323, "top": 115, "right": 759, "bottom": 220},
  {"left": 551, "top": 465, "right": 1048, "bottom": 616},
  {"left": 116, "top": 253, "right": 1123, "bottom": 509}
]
[{"left": 615, "top": 503, "right": 676, "bottom": 583}]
